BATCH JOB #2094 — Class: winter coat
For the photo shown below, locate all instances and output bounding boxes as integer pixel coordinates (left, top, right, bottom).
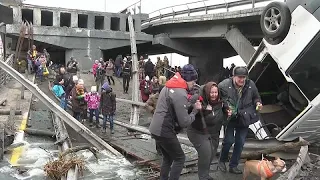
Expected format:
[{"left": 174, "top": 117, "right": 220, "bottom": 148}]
[
  {"left": 52, "top": 84, "right": 65, "bottom": 98},
  {"left": 190, "top": 83, "right": 227, "bottom": 136},
  {"left": 100, "top": 88, "right": 116, "bottom": 115},
  {"left": 95, "top": 67, "right": 106, "bottom": 82},
  {"left": 140, "top": 80, "right": 152, "bottom": 102},
  {"left": 218, "top": 78, "right": 261, "bottom": 127},
  {"left": 106, "top": 62, "right": 114, "bottom": 76},
  {"left": 84, "top": 92, "right": 100, "bottom": 110},
  {"left": 144, "top": 60, "right": 154, "bottom": 74},
  {"left": 146, "top": 93, "right": 159, "bottom": 114},
  {"left": 92, "top": 63, "right": 99, "bottom": 76},
  {"left": 71, "top": 86, "right": 87, "bottom": 112},
  {"left": 149, "top": 72, "right": 199, "bottom": 138}
]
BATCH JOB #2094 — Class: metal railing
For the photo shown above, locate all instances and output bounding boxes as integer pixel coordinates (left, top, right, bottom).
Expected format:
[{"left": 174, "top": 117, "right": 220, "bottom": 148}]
[
  {"left": 119, "top": 0, "right": 142, "bottom": 14},
  {"left": 141, "top": 0, "right": 285, "bottom": 25}
]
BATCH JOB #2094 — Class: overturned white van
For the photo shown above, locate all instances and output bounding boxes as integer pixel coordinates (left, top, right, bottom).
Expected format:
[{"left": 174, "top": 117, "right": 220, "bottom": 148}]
[{"left": 247, "top": 0, "right": 320, "bottom": 142}]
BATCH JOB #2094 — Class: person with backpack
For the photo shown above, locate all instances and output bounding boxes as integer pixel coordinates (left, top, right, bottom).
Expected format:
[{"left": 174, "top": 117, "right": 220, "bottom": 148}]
[
  {"left": 85, "top": 86, "right": 101, "bottom": 128},
  {"left": 149, "top": 64, "right": 202, "bottom": 180},
  {"left": 139, "top": 75, "right": 152, "bottom": 102},
  {"left": 122, "top": 60, "right": 131, "bottom": 94},
  {"left": 100, "top": 82, "right": 116, "bottom": 134}
]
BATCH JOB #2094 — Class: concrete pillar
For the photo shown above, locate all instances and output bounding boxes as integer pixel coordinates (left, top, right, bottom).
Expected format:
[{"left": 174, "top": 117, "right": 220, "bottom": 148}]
[
  {"left": 134, "top": 17, "right": 141, "bottom": 32},
  {"left": 53, "top": 11, "right": 60, "bottom": 27},
  {"left": 225, "top": 26, "right": 256, "bottom": 64},
  {"left": 33, "top": 8, "right": 41, "bottom": 26},
  {"left": 71, "top": 12, "right": 78, "bottom": 28},
  {"left": 104, "top": 16, "right": 111, "bottom": 30},
  {"left": 88, "top": 14, "right": 95, "bottom": 29},
  {"left": 65, "top": 48, "right": 101, "bottom": 70},
  {"left": 12, "top": 6, "right": 22, "bottom": 24},
  {"left": 120, "top": 15, "right": 126, "bottom": 32}
]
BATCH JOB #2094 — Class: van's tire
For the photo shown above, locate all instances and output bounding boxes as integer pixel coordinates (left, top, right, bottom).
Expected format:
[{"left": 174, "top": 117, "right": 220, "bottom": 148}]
[{"left": 260, "top": 2, "right": 291, "bottom": 40}]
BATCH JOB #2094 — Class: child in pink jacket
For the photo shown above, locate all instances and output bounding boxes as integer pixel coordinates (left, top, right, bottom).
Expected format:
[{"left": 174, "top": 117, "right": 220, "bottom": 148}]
[{"left": 85, "top": 86, "right": 100, "bottom": 127}]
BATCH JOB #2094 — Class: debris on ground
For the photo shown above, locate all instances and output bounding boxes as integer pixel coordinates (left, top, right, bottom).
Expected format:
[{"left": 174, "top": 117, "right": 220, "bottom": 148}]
[
  {"left": 44, "top": 155, "right": 85, "bottom": 180},
  {"left": 44, "top": 146, "right": 97, "bottom": 180}
]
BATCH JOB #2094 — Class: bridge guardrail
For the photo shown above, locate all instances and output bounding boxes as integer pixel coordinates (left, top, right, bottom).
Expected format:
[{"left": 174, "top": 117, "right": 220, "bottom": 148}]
[{"left": 141, "top": 0, "right": 286, "bottom": 26}]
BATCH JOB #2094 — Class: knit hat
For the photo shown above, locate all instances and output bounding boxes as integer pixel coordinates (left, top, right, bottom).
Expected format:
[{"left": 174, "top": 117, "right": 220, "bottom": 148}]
[
  {"left": 102, "top": 82, "right": 110, "bottom": 90},
  {"left": 91, "top": 86, "right": 97, "bottom": 93},
  {"left": 78, "top": 79, "right": 84, "bottom": 85},
  {"left": 180, "top": 64, "right": 198, "bottom": 82},
  {"left": 73, "top": 75, "right": 78, "bottom": 82},
  {"left": 233, "top": 66, "right": 248, "bottom": 76}
]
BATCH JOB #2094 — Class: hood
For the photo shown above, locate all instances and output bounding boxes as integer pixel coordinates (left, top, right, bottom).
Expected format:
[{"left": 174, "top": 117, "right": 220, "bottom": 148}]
[
  {"left": 165, "top": 72, "right": 187, "bottom": 89},
  {"left": 202, "top": 82, "right": 221, "bottom": 105}
]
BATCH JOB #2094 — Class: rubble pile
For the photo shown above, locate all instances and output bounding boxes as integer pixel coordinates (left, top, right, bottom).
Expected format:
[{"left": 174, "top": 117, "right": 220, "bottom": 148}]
[{"left": 296, "top": 154, "right": 320, "bottom": 180}]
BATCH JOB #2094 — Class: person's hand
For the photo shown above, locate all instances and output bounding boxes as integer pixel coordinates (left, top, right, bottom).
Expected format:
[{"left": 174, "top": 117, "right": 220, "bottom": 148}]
[
  {"left": 256, "top": 102, "right": 263, "bottom": 111},
  {"left": 59, "top": 79, "right": 64, "bottom": 85},
  {"left": 194, "top": 100, "right": 202, "bottom": 110},
  {"left": 227, "top": 109, "right": 232, "bottom": 117}
]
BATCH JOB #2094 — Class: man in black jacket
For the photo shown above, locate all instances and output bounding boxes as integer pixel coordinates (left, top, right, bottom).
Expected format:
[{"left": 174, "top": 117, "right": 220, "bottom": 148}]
[
  {"left": 122, "top": 60, "right": 132, "bottom": 94},
  {"left": 217, "top": 66, "right": 263, "bottom": 174}
]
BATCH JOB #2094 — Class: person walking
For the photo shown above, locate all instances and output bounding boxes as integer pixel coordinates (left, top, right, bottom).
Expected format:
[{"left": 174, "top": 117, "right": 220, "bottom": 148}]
[
  {"left": 187, "top": 82, "right": 231, "bottom": 180},
  {"left": 106, "top": 59, "right": 115, "bottom": 85},
  {"left": 217, "top": 66, "right": 262, "bottom": 174},
  {"left": 122, "top": 60, "right": 131, "bottom": 94},
  {"left": 149, "top": 64, "right": 202, "bottom": 180}
]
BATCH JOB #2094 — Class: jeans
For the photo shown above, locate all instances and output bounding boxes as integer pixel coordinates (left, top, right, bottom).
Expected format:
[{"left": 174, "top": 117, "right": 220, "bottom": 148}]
[
  {"left": 115, "top": 65, "right": 121, "bottom": 77},
  {"left": 123, "top": 75, "right": 130, "bottom": 92},
  {"left": 73, "top": 111, "right": 81, "bottom": 121},
  {"left": 219, "top": 122, "right": 249, "bottom": 168},
  {"left": 187, "top": 127, "right": 219, "bottom": 180},
  {"left": 103, "top": 114, "right": 114, "bottom": 130},
  {"left": 60, "top": 94, "right": 67, "bottom": 110},
  {"left": 89, "top": 109, "right": 99, "bottom": 124},
  {"left": 152, "top": 135, "right": 185, "bottom": 180}
]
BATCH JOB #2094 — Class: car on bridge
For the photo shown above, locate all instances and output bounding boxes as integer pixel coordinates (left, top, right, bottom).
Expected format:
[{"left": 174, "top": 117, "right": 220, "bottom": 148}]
[{"left": 246, "top": 0, "right": 320, "bottom": 143}]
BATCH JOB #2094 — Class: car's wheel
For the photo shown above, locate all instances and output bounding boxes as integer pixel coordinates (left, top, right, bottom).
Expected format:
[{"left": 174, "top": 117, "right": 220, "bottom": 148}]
[{"left": 260, "top": 2, "right": 291, "bottom": 41}]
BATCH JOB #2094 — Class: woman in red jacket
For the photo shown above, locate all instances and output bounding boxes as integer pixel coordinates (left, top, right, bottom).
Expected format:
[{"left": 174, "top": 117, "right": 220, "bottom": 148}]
[{"left": 139, "top": 76, "right": 152, "bottom": 102}]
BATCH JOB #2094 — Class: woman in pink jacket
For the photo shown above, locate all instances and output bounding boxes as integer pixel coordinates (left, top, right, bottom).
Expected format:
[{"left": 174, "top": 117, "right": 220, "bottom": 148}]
[{"left": 85, "top": 86, "right": 100, "bottom": 128}]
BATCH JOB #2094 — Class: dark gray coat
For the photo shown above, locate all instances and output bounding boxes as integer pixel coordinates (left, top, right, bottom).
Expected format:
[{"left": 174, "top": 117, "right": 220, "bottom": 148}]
[
  {"left": 218, "top": 78, "right": 261, "bottom": 127},
  {"left": 149, "top": 87, "right": 198, "bottom": 138}
]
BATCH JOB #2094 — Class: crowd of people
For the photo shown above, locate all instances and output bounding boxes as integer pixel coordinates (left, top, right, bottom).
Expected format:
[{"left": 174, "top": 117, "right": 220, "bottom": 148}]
[
  {"left": 50, "top": 52, "right": 262, "bottom": 180},
  {"left": 26, "top": 45, "right": 51, "bottom": 83}
]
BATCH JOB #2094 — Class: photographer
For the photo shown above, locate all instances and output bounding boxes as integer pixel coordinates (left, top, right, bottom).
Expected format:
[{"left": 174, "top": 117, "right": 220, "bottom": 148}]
[{"left": 149, "top": 64, "right": 202, "bottom": 180}]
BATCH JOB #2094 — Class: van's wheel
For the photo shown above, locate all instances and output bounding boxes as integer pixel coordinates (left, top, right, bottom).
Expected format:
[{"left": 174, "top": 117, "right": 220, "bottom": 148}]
[{"left": 260, "top": 2, "right": 291, "bottom": 44}]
